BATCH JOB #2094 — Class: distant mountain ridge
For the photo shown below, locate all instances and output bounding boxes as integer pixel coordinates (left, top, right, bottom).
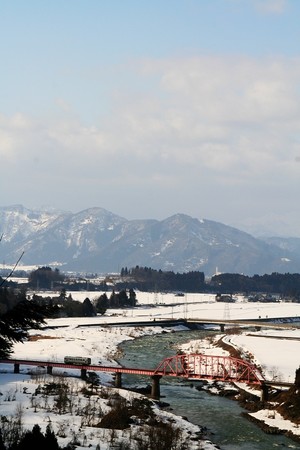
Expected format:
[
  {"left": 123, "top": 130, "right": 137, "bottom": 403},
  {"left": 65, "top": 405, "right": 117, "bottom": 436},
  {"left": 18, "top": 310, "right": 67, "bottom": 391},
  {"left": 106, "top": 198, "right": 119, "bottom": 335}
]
[{"left": 1, "top": 205, "right": 300, "bottom": 276}]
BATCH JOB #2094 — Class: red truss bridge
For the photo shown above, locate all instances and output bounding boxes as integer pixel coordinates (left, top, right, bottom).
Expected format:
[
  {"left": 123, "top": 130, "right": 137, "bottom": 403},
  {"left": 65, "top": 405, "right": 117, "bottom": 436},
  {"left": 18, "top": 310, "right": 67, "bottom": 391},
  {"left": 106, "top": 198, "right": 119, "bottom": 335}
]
[
  {"left": 0, "top": 353, "right": 264, "bottom": 384},
  {"left": 154, "top": 353, "right": 264, "bottom": 384}
]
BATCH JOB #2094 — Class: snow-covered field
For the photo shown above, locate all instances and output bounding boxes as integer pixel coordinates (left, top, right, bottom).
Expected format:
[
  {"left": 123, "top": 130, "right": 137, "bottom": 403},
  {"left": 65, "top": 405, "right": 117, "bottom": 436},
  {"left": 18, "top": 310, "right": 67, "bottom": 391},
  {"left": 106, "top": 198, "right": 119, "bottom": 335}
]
[
  {"left": 1, "top": 290, "right": 300, "bottom": 448},
  {"left": 29, "top": 289, "right": 300, "bottom": 322}
]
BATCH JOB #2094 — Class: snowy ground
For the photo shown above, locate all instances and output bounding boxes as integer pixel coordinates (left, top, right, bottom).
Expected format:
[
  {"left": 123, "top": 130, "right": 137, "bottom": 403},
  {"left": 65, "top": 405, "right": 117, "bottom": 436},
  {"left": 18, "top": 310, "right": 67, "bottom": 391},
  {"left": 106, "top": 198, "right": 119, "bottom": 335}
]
[{"left": 1, "top": 291, "right": 300, "bottom": 448}]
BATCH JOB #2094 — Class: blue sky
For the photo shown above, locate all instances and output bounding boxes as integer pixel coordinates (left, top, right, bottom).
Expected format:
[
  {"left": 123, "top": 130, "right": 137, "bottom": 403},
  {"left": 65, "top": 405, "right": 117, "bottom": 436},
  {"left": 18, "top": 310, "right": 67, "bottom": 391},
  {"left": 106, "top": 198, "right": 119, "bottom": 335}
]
[{"left": 1, "top": 0, "right": 300, "bottom": 236}]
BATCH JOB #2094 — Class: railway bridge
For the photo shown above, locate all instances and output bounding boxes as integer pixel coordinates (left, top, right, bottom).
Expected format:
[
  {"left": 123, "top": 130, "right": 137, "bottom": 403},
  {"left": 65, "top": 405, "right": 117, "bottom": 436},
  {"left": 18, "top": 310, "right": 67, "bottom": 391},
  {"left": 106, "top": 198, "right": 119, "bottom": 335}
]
[{"left": 0, "top": 353, "right": 268, "bottom": 399}]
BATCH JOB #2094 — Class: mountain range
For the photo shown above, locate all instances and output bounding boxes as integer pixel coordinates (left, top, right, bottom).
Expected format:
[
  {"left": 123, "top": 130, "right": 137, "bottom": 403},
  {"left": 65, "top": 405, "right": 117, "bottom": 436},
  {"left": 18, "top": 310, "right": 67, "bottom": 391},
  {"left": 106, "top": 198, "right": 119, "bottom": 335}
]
[{"left": 1, "top": 204, "right": 300, "bottom": 277}]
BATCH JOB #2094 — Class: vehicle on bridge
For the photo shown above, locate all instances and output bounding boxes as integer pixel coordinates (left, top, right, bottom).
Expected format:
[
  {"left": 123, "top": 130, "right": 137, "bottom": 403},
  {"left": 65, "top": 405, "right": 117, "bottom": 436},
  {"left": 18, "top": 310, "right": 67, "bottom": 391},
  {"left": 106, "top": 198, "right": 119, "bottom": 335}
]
[{"left": 64, "top": 356, "right": 91, "bottom": 365}]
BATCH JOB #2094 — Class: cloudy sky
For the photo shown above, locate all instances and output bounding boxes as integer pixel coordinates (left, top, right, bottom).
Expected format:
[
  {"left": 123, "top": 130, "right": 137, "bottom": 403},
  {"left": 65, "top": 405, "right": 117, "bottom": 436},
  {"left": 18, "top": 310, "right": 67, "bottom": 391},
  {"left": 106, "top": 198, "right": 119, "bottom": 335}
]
[{"left": 1, "top": 0, "right": 299, "bottom": 236}]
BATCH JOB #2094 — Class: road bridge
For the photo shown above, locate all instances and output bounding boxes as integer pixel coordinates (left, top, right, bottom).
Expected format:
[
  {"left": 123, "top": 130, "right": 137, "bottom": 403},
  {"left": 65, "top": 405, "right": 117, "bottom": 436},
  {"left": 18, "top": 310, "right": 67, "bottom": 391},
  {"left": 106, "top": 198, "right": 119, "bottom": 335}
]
[{"left": 66, "top": 317, "right": 300, "bottom": 333}]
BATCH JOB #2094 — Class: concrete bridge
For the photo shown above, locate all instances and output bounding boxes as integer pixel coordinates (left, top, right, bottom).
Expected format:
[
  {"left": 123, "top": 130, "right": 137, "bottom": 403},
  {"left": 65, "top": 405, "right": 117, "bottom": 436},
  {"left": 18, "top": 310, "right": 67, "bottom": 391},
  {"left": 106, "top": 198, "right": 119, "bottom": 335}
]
[{"left": 67, "top": 317, "right": 300, "bottom": 333}]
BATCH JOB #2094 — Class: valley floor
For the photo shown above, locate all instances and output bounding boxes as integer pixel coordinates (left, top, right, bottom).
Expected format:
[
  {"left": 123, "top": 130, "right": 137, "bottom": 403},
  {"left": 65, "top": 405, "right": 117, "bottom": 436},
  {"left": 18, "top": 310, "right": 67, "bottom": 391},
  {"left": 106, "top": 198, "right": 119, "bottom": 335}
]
[{"left": 1, "top": 291, "right": 300, "bottom": 448}]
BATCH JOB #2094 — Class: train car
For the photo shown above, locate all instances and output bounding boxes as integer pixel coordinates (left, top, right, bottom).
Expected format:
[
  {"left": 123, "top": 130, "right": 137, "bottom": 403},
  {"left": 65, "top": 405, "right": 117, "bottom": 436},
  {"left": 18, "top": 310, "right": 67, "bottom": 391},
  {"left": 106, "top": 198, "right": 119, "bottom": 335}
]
[{"left": 64, "top": 356, "right": 91, "bottom": 365}]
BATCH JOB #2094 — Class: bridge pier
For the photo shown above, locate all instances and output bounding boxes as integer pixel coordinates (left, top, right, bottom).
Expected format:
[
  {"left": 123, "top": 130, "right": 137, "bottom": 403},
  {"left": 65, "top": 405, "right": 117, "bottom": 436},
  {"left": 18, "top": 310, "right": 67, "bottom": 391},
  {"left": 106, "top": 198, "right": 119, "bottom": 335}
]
[
  {"left": 220, "top": 323, "right": 225, "bottom": 332},
  {"left": 47, "top": 366, "right": 53, "bottom": 375},
  {"left": 260, "top": 383, "right": 269, "bottom": 402},
  {"left": 151, "top": 375, "right": 162, "bottom": 400},
  {"left": 115, "top": 372, "right": 122, "bottom": 388},
  {"left": 14, "top": 363, "right": 20, "bottom": 374},
  {"left": 81, "top": 368, "right": 87, "bottom": 379}
]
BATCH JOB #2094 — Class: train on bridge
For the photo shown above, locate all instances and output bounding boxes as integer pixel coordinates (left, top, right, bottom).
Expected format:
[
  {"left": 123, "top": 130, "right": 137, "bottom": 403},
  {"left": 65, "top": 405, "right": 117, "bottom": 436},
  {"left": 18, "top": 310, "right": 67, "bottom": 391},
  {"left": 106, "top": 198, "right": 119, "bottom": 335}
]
[{"left": 64, "top": 356, "right": 91, "bottom": 365}]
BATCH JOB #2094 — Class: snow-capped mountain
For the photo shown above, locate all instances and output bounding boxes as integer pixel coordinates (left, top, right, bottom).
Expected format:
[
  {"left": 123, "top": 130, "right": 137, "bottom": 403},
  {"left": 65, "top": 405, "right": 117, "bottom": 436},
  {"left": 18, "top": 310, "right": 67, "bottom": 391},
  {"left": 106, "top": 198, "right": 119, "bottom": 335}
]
[
  {"left": 1, "top": 205, "right": 300, "bottom": 276},
  {"left": 0, "top": 205, "right": 63, "bottom": 242}
]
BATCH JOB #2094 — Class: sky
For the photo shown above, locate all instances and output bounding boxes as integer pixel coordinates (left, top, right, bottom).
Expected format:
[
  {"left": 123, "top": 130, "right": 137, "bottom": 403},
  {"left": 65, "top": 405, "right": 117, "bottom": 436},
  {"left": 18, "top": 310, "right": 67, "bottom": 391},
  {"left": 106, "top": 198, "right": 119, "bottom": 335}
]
[{"left": 1, "top": 0, "right": 300, "bottom": 236}]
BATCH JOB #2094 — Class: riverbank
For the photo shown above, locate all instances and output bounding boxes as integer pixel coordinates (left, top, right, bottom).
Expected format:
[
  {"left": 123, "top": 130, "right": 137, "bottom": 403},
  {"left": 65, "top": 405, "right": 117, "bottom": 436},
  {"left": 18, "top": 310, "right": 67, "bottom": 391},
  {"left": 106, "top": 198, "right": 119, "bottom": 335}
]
[
  {"left": 178, "top": 330, "right": 300, "bottom": 445},
  {"left": 192, "top": 376, "right": 300, "bottom": 445}
]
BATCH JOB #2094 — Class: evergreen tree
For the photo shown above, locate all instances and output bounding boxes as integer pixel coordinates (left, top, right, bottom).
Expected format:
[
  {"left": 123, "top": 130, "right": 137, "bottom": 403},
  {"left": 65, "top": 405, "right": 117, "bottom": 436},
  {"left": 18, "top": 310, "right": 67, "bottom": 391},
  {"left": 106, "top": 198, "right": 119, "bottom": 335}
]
[
  {"left": 44, "top": 424, "right": 60, "bottom": 450},
  {"left": 109, "top": 290, "right": 119, "bottom": 307},
  {"left": 118, "top": 289, "right": 128, "bottom": 307},
  {"left": 129, "top": 288, "right": 137, "bottom": 307},
  {"left": 82, "top": 298, "right": 96, "bottom": 317},
  {"left": 94, "top": 293, "right": 108, "bottom": 315},
  {"left": 0, "top": 289, "right": 56, "bottom": 358},
  {"left": 16, "top": 424, "right": 45, "bottom": 450}
]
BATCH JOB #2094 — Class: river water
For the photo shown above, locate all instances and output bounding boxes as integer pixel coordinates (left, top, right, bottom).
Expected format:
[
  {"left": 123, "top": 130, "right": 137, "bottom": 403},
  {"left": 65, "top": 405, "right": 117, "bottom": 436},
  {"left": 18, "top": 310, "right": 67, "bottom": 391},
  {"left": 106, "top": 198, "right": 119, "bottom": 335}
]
[{"left": 118, "top": 329, "right": 300, "bottom": 450}]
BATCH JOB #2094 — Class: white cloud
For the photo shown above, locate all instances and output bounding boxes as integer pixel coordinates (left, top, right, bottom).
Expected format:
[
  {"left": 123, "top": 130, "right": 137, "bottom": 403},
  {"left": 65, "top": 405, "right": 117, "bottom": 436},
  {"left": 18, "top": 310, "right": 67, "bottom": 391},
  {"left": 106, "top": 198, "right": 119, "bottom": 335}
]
[
  {"left": 125, "top": 55, "right": 300, "bottom": 177},
  {"left": 1, "top": 53, "right": 300, "bottom": 227},
  {"left": 254, "top": 0, "right": 288, "bottom": 14},
  {"left": 2, "top": 55, "right": 300, "bottom": 178}
]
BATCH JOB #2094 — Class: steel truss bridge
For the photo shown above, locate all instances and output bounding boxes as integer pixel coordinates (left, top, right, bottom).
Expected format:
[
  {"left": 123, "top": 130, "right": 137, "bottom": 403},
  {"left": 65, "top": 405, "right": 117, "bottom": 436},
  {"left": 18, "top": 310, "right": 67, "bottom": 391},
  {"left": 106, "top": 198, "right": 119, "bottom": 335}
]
[
  {"left": 154, "top": 353, "right": 264, "bottom": 384},
  {"left": 0, "top": 353, "right": 264, "bottom": 385}
]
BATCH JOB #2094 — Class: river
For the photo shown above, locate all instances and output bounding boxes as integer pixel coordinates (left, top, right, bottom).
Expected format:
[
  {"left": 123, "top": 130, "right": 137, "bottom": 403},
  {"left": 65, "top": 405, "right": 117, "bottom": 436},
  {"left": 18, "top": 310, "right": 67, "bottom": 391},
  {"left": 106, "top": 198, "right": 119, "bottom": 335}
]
[{"left": 118, "top": 329, "right": 300, "bottom": 449}]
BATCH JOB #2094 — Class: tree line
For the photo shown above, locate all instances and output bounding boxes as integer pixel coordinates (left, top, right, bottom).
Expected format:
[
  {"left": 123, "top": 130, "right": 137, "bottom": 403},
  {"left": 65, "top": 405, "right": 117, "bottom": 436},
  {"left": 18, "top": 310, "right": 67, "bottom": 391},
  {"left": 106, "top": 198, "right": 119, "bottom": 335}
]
[
  {"left": 4, "top": 264, "right": 300, "bottom": 299},
  {"left": 5, "top": 265, "right": 300, "bottom": 298},
  {"left": 209, "top": 272, "right": 300, "bottom": 298},
  {"left": 121, "top": 266, "right": 300, "bottom": 299},
  {"left": 120, "top": 266, "right": 300, "bottom": 301},
  {"left": 120, "top": 266, "right": 205, "bottom": 292}
]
